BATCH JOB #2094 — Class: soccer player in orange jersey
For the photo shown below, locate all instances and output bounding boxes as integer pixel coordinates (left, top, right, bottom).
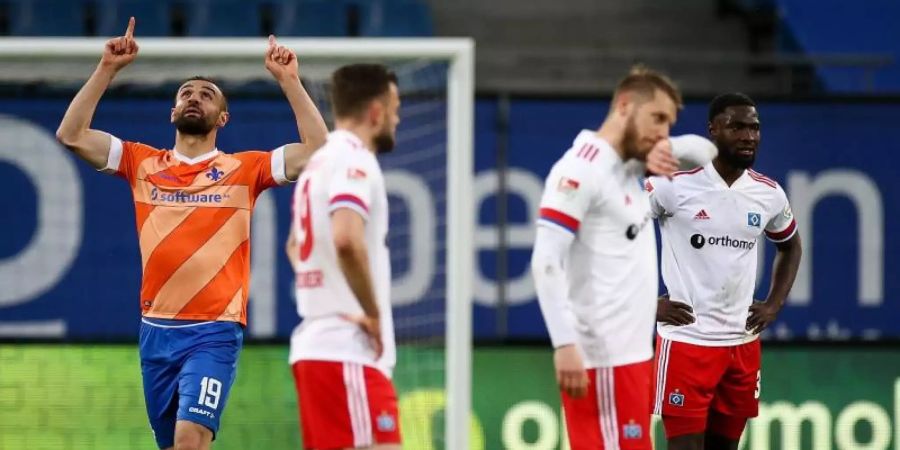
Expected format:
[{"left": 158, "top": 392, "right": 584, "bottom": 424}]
[{"left": 55, "top": 18, "right": 328, "bottom": 450}]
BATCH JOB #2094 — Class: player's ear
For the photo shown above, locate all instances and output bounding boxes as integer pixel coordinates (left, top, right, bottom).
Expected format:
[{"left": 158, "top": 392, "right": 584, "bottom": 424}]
[
  {"left": 615, "top": 92, "right": 634, "bottom": 118},
  {"left": 217, "top": 111, "right": 230, "bottom": 128},
  {"left": 367, "top": 100, "right": 383, "bottom": 127},
  {"left": 170, "top": 107, "right": 177, "bottom": 124}
]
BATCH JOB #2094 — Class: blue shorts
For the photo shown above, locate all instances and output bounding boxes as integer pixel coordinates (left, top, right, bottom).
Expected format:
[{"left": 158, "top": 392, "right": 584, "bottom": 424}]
[{"left": 139, "top": 318, "right": 243, "bottom": 449}]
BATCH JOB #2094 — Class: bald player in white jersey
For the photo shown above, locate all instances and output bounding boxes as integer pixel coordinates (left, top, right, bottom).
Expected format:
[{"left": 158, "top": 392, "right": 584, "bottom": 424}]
[
  {"left": 531, "top": 66, "right": 717, "bottom": 450},
  {"left": 286, "top": 64, "right": 402, "bottom": 450},
  {"left": 647, "top": 93, "right": 802, "bottom": 450}
]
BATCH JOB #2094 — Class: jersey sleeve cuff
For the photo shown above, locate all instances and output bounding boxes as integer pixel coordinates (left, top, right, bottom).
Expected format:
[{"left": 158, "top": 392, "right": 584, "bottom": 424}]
[
  {"left": 765, "top": 219, "right": 797, "bottom": 242},
  {"left": 271, "top": 145, "right": 291, "bottom": 185},
  {"left": 329, "top": 194, "right": 369, "bottom": 220},
  {"left": 549, "top": 333, "right": 577, "bottom": 349},
  {"left": 100, "top": 134, "right": 123, "bottom": 174}
]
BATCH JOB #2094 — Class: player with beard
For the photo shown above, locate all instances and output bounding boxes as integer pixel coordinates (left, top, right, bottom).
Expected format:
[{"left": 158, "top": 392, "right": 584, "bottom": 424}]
[
  {"left": 530, "top": 66, "right": 718, "bottom": 450},
  {"left": 56, "top": 18, "right": 328, "bottom": 450},
  {"left": 285, "top": 64, "right": 402, "bottom": 449},
  {"left": 647, "top": 93, "right": 802, "bottom": 449}
]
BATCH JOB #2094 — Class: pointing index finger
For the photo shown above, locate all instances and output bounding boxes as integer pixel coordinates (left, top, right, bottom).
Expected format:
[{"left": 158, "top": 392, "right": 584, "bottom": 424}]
[{"left": 124, "top": 16, "right": 135, "bottom": 39}]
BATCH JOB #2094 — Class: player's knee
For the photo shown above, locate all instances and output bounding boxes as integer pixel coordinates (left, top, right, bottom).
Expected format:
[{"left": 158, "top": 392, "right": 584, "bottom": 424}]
[
  {"left": 173, "top": 439, "right": 208, "bottom": 450},
  {"left": 173, "top": 441, "right": 203, "bottom": 450},
  {"left": 173, "top": 423, "right": 212, "bottom": 450}
]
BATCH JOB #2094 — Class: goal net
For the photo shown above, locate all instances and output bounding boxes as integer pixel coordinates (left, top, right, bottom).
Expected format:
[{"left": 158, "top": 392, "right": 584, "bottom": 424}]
[{"left": 0, "top": 38, "right": 472, "bottom": 450}]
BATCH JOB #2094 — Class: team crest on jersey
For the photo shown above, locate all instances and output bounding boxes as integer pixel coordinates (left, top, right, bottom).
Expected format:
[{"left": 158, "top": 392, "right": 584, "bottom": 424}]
[
  {"left": 347, "top": 168, "right": 368, "bottom": 180},
  {"left": 747, "top": 212, "right": 762, "bottom": 228},
  {"left": 205, "top": 167, "right": 224, "bottom": 181},
  {"left": 623, "top": 420, "right": 643, "bottom": 439},
  {"left": 669, "top": 390, "right": 685, "bottom": 407},
  {"left": 376, "top": 411, "right": 396, "bottom": 432},
  {"left": 557, "top": 177, "right": 580, "bottom": 194}
]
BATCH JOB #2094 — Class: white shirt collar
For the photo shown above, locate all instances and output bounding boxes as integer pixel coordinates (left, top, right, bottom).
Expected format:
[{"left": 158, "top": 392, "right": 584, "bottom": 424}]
[
  {"left": 330, "top": 129, "right": 367, "bottom": 150},
  {"left": 705, "top": 161, "right": 748, "bottom": 188},
  {"left": 173, "top": 148, "right": 219, "bottom": 164}
]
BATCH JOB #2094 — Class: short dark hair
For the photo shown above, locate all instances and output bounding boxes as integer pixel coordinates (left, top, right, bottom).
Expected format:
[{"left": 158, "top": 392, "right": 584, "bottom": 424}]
[
  {"left": 330, "top": 64, "right": 398, "bottom": 119},
  {"left": 613, "top": 64, "right": 683, "bottom": 109},
  {"left": 179, "top": 76, "right": 228, "bottom": 112},
  {"left": 708, "top": 93, "right": 756, "bottom": 122}
]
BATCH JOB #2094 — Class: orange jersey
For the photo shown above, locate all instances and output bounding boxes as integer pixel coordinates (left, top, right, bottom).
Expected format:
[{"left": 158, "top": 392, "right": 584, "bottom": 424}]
[{"left": 112, "top": 139, "right": 286, "bottom": 325}]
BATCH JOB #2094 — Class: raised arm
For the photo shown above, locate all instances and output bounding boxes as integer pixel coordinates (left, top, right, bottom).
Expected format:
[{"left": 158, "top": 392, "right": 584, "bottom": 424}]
[
  {"left": 56, "top": 17, "right": 138, "bottom": 170},
  {"left": 264, "top": 35, "right": 329, "bottom": 182}
]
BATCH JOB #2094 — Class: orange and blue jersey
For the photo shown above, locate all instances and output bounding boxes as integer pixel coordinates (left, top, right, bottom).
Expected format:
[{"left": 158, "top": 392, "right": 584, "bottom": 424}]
[{"left": 108, "top": 137, "right": 288, "bottom": 325}]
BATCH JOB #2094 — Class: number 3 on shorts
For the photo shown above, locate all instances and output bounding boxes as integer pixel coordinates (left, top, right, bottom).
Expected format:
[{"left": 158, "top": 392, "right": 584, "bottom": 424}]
[
  {"left": 754, "top": 370, "right": 761, "bottom": 399},
  {"left": 198, "top": 376, "right": 222, "bottom": 409}
]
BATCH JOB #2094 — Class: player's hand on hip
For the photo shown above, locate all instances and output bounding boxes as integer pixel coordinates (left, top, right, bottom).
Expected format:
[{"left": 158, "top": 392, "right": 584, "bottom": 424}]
[
  {"left": 264, "top": 35, "right": 300, "bottom": 82},
  {"left": 746, "top": 300, "right": 780, "bottom": 334},
  {"left": 101, "top": 17, "right": 139, "bottom": 72},
  {"left": 657, "top": 294, "right": 695, "bottom": 326},
  {"left": 554, "top": 344, "right": 589, "bottom": 398},
  {"left": 341, "top": 314, "right": 384, "bottom": 359},
  {"left": 646, "top": 138, "right": 680, "bottom": 177}
]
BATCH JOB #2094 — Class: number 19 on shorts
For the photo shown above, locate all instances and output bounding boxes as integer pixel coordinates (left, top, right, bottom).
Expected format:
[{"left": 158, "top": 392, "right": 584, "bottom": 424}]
[{"left": 198, "top": 376, "right": 222, "bottom": 409}]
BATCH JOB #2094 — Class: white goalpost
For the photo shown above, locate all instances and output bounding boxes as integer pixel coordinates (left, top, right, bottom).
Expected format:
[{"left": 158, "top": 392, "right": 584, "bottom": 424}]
[{"left": 0, "top": 37, "right": 473, "bottom": 449}]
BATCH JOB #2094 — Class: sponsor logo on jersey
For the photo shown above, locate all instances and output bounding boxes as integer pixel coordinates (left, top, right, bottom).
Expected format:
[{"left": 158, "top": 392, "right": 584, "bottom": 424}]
[
  {"left": 694, "top": 209, "right": 711, "bottom": 220},
  {"left": 188, "top": 406, "right": 215, "bottom": 420},
  {"left": 625, "top": 212, "right": 653, "bottom": 240},
  {"left": 669, "top": 390, "right": 685, "bottom": 407},
  {"left": 747, "top": 212, "right": 762, "bottom": 228},
  {"left": 150, "top": 187, "right": 228, "bottom": 204},
  {"left": 690, "top": 233, "right": 756, "bottom": 250},
  {"left": 623, "top": 420, "right": 643, "bottom": 439},
  {"left": 377, "top": 411, "right": 397, "bottom": 432},
  {"left": 205, "top": 167, "right": 224, "bottom": 181}
]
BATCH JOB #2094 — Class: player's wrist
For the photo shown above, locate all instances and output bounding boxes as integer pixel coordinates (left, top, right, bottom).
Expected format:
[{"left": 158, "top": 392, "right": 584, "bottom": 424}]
[
  {"left": 762, "top": 297, "right": 785, "bottom": 310},
  {"left": 95, "top": 62, "right": 121, "bottom": 77},
  {"left": 275, "top": 73, "right": 301, "bottom": 86}
]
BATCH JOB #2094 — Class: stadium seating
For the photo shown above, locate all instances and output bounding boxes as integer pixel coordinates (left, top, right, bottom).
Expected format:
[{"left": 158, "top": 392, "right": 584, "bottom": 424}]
[
  {"left": 272, "top": 0, "right": 348, "bottom": 37},
  {"left": 185, "top": 0, "right": 262, "bottom": 37},
  {"left": 1, "top": 0, "right": 433, "bottom": 37},
  {"left": 96, "top": 0, "right": 171, "bottom": 37},
  {"left": 8, "top": 0, "right": 91, "bottom": 36},
  {"left": 353, "top": 0, "right": 433, "bottom": 37},
  {"left": 776, "top": 0, "right": 899, "bottom": 92}
]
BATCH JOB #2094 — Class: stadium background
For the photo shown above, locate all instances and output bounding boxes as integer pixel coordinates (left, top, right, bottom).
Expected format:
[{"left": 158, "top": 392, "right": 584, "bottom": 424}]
[{"left": 1, "top": 0, "right": 899, "bottom": 449}]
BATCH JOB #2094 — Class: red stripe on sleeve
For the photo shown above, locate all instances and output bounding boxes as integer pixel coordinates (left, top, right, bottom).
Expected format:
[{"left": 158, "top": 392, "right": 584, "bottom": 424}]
[
  {"left": 766, "top": 219, "right": 797, "bottom": 241},
  {"left": 330, "top": 194, "right": 369, "bottom": 213},
  {"left": 538, "top": 208, "right": 581, "bottom": 233}
]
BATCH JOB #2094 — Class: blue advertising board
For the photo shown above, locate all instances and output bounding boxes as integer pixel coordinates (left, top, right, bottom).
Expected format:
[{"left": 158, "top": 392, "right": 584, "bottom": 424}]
[{"left": 0, "top": 97, "right": 896, "bottom": 341}]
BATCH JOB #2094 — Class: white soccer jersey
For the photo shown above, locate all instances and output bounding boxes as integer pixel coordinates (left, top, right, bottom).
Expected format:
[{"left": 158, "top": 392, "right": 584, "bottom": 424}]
[
  {"left": 288, "top": 130, "right": 396, "bottom": 376},
  {"left": 647, "top": 162, "right": 797, "bottom": 346},
  {"left": 536, "top": 130, "right": 658, "bottom": 368}
]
